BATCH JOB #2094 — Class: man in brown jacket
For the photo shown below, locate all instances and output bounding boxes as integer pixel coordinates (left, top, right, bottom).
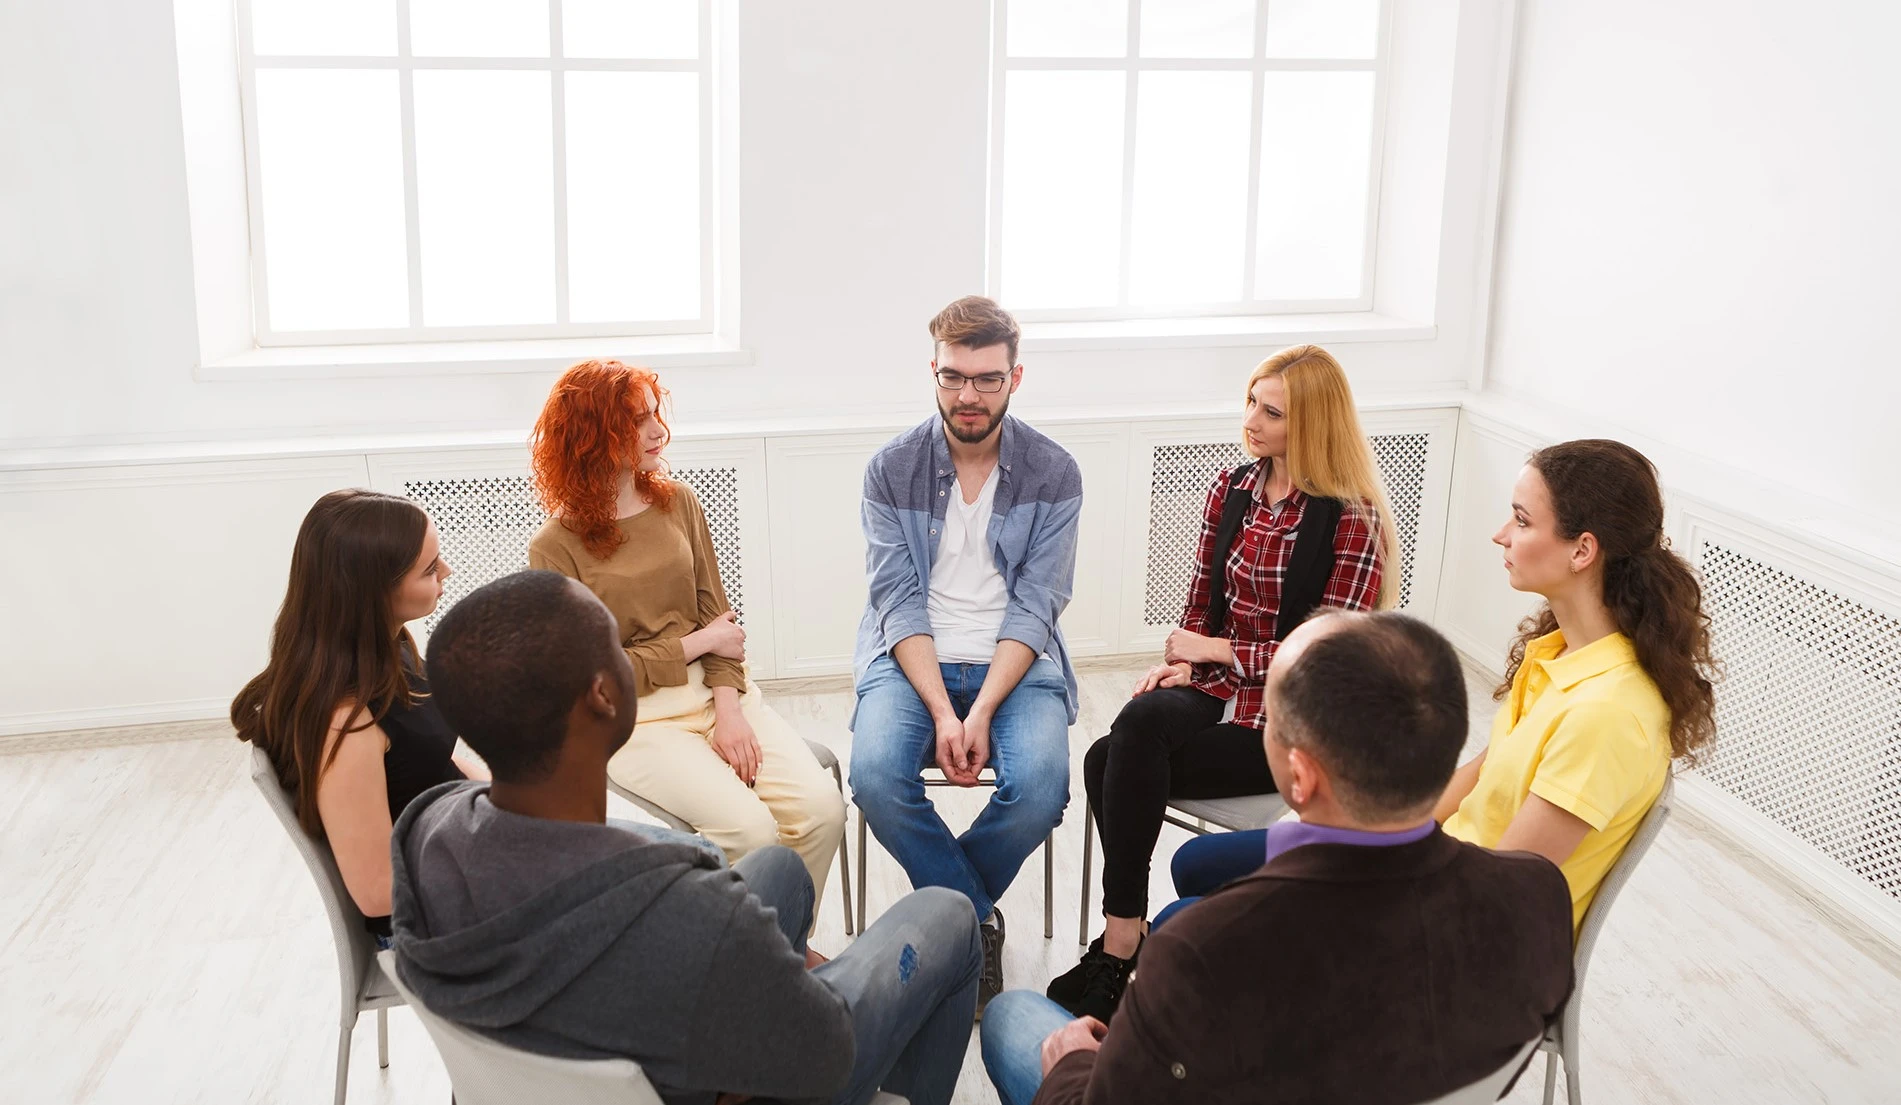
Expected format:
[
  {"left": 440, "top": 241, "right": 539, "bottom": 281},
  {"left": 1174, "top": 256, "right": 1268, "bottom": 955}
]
[{"left": 980, "top": 611, "right": 1574, "bottom": 1105}]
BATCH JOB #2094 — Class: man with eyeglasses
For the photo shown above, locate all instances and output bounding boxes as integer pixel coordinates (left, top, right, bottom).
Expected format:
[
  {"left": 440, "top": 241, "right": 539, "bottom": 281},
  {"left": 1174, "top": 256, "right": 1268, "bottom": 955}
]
[{"left": 850, "top": 295, "right": 1083, "bottom": 1016}]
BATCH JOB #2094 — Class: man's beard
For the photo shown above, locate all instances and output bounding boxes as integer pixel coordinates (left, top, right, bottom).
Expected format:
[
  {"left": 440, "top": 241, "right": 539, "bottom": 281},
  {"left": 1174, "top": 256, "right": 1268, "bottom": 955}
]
[{"left": 939, "top": 396, "right": 1008, "bottom": 444}]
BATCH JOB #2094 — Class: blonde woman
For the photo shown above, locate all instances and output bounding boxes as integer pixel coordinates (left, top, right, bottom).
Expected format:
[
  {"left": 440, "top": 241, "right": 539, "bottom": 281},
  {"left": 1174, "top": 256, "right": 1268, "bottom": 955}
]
[
  {"left": 526, "top": 360, "right": 846, "bottom": 913},
  {"left": 1049, "top": 345, "right": 1397, "bottom": 1022}
]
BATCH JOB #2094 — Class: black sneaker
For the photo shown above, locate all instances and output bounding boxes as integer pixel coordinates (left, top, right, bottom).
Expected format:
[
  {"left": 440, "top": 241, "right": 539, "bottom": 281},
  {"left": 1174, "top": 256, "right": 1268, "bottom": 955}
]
[
  {"left": 1047, "top": 934, "right": 1140, "bottom": 1015},
  {"left": 976, "top": 908, "right": 1005, "bottom": 1019},
  {"left": 1071, "top": 945, "right": 1138, "bottom": 1024}
]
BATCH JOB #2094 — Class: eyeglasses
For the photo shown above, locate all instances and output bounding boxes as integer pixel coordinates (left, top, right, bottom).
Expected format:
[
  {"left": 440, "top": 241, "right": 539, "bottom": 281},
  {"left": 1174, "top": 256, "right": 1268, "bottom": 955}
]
[{"left": 935, "top": 369, "right": 1009, "bottom": 393}]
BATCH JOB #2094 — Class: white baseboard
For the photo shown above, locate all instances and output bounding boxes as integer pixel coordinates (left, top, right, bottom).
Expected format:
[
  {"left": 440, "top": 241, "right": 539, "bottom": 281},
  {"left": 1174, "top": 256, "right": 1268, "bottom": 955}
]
[
  {"left": 0, "top": 698, "right": 229, "bottom": 740},
  {"left": 1674, "top": 774, "right": 1901, "bottom": 953}
]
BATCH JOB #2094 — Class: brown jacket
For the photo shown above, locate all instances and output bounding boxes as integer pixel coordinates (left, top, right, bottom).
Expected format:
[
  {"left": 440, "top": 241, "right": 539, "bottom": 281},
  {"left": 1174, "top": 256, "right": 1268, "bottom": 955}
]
[{"left": 1036, "top": 829, "right": 1573, "bottom": 1105}]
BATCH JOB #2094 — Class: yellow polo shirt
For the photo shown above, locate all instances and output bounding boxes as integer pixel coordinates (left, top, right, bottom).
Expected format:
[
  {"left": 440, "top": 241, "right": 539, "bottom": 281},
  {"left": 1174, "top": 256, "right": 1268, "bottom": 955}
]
[{"left": 1443, "top": 630, "right": 1671, "bottom": 934}]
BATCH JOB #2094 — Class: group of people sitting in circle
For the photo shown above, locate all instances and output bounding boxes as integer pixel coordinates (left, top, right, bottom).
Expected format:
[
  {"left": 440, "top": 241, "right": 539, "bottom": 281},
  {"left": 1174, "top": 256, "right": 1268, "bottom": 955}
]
[{"left": 236, "top": 295, "right": 1719, "bottom": 1105}]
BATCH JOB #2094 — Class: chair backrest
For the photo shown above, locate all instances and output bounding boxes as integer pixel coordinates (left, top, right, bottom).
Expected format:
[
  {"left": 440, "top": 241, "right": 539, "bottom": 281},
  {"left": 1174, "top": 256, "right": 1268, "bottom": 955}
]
[
  {"left": 1414, "top": 1038, "right": 1541, "bottom": 1105},
  {"left": 1573, "top": 775, "right": 1675, "bottom": 987},
  {"left": 377, "top": 951, "right": 666, "bottom": 1105},
  {"left": 248, "top": 743, "right": 380, "bottom": 1015}
]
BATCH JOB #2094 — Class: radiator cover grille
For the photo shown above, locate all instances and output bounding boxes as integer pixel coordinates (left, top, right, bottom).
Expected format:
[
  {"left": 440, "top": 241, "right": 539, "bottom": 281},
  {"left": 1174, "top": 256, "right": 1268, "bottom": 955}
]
[
  {"left": 403, "top": 467, "right": 747, "bottom": 633},
  {"left": 1693, "top": 540, "right": 1901, "bottom": 901},
  {"left": 1142, "top": 432, "right": 1429, "bottom": 625}
]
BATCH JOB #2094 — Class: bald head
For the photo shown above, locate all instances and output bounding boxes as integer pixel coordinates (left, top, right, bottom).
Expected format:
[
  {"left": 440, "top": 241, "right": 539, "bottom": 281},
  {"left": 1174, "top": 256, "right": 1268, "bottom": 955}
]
[{"left": 1266, "top": 611, "right": 1468, "bottom": 822}]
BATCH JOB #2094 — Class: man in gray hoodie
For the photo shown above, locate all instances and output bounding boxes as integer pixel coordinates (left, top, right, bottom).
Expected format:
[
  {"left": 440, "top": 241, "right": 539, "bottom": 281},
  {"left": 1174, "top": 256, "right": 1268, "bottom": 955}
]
[{"left": 390, "top": 569, "right": 983, "bottom": 1105}]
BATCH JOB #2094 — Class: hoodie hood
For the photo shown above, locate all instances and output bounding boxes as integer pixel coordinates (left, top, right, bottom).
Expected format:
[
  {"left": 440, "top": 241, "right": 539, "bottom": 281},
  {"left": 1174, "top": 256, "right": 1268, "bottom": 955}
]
[{"left": 387, "top": 780, "right": 720, "bottom": 1029}]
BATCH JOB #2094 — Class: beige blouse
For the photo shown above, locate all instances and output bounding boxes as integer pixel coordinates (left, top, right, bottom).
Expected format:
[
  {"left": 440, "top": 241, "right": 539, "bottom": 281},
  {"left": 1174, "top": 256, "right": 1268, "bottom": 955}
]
[{"left": 527, "top": 482, "right": 744, "bottom": 697}]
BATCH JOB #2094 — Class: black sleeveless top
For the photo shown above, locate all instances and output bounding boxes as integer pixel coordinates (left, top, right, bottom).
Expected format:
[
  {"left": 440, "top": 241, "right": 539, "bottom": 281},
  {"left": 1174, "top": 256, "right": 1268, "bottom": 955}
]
[{"left": 364, "top": 644, "right": 462, "bottom": 936}]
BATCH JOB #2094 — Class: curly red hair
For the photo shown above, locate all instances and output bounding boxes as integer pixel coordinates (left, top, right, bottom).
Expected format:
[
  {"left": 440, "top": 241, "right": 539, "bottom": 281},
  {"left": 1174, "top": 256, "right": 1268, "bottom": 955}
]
[{"left": 530, "top": 360, "right": 676, "bottom": 560}]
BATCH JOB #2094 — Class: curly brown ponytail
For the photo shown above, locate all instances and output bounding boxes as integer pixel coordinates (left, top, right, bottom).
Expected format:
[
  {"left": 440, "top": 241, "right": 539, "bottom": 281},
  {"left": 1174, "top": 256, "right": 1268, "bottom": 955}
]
[{"left": 1496, "top": 440, "right": 1719, "bottom": 762}]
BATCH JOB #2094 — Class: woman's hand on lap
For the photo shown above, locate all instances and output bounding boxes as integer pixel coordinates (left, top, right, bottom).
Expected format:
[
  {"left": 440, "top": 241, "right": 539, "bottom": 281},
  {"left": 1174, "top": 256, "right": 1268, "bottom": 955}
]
[{"left": 1133, "top": 662, "right": 1192, "bottom": 696}]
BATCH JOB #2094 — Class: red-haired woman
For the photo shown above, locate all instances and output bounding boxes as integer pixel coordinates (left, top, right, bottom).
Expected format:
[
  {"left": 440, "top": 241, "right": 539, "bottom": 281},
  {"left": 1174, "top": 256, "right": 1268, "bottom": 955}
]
[{"left": 527, "top": 360, "right": 846, "bottom": 906}]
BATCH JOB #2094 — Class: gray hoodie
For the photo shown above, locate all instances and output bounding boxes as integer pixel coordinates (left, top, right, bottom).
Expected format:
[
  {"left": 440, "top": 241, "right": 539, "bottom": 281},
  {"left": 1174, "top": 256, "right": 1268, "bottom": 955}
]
[{"left": 389, "top": 781, "right": 854, "bottom": 1105}]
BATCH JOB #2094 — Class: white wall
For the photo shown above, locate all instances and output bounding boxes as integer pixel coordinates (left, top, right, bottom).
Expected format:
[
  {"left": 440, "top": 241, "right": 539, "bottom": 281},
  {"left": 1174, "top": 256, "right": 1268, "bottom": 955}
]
[
  {"left": 1484, "top": 0, "right": 1901, "bottom": 524},
  {"left": 0, "top": 0, "right": 1509, "bottom": 452},
  {"left": 0, "top": 0, "right": 1508, "bottom": 732}
]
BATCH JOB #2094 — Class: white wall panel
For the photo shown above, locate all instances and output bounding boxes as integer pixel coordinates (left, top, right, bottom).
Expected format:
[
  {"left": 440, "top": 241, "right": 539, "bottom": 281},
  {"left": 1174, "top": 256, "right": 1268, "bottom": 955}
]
[
  {"left": 1432, "top": 410, "right": 1542, "bottom": 669},
  {"left": 0, "top": 455, "right": 369, "bottom": 735},
  {"left": 762, "top": 433, "right": 888, "bottom": 677},
  {"left": 1038, "top": 423, "right": 1130, "bottom": 657}
]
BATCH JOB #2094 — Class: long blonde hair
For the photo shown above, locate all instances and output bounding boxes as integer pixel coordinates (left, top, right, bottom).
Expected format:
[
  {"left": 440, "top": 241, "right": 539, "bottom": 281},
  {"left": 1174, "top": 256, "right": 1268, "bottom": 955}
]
[{"left": 1245, "top": 344, "right": 1399, "bottom": 609}]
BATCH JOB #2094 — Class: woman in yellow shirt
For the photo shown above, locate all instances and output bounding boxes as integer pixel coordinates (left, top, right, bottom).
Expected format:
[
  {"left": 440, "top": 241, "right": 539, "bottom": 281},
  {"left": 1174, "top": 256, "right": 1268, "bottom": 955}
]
[
  {"left": 1155, "top": 438, "right": 1717, "bottom": 938},
  {"left": 1433, "top": 438, "right": 1718, "bottom": 932}
]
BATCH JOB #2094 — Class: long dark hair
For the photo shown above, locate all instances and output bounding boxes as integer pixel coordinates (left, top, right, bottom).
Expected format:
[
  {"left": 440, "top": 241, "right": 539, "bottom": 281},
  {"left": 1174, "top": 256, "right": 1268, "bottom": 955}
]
[
  {"left": 233, "top": 489, "right": 429, "bottom": 835},
  {"left": 1498, "top": 439, "right": 1719, "bottom": 762}
]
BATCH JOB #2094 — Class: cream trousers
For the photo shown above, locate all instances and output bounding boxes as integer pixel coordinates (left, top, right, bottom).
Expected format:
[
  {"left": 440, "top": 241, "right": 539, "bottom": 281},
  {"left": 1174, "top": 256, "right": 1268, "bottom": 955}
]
[{"left": 609, "top": 663, "right": 846, "bottom": 903}]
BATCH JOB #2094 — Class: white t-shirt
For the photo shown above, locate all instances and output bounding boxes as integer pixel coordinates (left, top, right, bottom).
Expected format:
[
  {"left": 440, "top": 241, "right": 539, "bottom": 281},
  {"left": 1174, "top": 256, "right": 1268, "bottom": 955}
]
[{"left": 927, "top": 466, "right": 1009, "bottom": 663}]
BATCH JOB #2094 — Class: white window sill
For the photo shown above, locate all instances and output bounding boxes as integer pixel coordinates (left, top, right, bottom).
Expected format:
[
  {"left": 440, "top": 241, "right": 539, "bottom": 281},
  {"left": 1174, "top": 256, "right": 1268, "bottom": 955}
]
[
  {"left": 1019, "top": 311, "right": 1435, "bottom": 353},
  {"left": 194, "top": 333, "right": 754, "bottom": 382}
]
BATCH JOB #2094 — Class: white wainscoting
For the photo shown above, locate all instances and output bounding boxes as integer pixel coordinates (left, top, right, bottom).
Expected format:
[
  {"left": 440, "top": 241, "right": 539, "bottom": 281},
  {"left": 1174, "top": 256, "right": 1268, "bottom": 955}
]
[
  {"left": 0, "top": 402, "right": 1459, "bottom": 731},
  {"left": 0, "top": 455, "right": 372, "bottom": 735}
]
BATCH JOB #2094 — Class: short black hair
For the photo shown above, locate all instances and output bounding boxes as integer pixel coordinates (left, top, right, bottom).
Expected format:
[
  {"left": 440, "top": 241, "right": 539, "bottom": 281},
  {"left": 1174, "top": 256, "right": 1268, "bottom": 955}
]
[
  {"left": 424, "top": 570, "right": 621, "bottom": 783},
  {"left": 1272, "top": 612, "right": 1468, "bottom": 821}
]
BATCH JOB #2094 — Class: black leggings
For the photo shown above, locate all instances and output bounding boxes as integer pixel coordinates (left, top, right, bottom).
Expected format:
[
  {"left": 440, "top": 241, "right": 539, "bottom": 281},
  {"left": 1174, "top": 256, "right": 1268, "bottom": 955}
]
[{"left": 1082, "top": 686, "right": 1276, "bottom": 919}]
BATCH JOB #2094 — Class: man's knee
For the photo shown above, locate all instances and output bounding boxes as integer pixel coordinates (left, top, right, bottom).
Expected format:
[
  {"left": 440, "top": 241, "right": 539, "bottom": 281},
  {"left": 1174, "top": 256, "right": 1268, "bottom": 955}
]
[{"left": 903, "top": 885, "right": 982, "bottom": 965}]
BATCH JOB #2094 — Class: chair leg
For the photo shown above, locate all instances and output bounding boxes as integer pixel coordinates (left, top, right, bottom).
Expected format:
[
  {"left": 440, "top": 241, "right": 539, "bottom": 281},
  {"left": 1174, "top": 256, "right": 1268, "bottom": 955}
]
[
  {"left": 833, "top": 764, "right": 855, "bottom": 936},
  {"left": 1077, "top": 803, "right": 1094, "bottom": 947},
  {"left": 377, "top": 1007, "right": 389, "bottom": 1068},
  {"left": 855, "top": 808, "right": 870, "bottom": 935},
  {"left": 334, "top": 1021, "right": 354, "bottom": 1105},
  {"left": 1542, "top": 1047, "right": 1558, "bottom": 1105},
  {"left": 1043, "top": 830, "right": 1054, "bottom": 939},
  {"left": 1562, "top": 1031, "right": 1582, "bottom": 1105}
]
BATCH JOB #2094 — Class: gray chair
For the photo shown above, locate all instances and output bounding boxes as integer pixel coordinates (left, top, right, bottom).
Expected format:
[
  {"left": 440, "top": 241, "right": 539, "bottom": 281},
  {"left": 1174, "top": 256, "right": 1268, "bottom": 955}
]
[
  {"left": 1540, "top": 776, "right": 1675, "bottom": 1105},
  {"left": 1420, "top": 1038, "right": 1542, "bottom": 1105},
  {"left": 248, "top": 745, "right": 403, "bottom": 1105},
  {"left": 609, "top": 737, "right": 857, "bottom": 934},
  {"left": 1076, "top": 791, "right": 1287, "bottom": 945},
  {"left": 856, "top": 766, "right": 1057, "bottom": 938},
  {"left": 380, "top": 950, "right": 911, "bottom": 1105}
]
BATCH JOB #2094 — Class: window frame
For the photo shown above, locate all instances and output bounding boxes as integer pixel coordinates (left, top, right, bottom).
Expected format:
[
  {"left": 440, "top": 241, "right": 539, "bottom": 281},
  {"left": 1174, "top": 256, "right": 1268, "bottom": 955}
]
[
  {"left": 234, "top": 0, "right": 718, "bottom": 347},
  {"left": 985, "top": 0, "right": 1394, "bottom": 323}
]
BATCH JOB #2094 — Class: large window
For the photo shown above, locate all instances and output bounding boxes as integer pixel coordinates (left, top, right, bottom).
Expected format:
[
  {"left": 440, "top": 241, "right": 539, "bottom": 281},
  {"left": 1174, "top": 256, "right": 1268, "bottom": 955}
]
[
  {"left": 989, "top": 0, "right": 1389, "bottom": 319},
  {"left": 237, "top": 0, "right": 713, "bottom": 345}
]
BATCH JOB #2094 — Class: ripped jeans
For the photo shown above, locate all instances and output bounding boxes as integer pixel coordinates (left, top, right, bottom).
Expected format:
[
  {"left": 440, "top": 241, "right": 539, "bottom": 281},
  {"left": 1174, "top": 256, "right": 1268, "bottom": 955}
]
[{"left": 750, "top": 846, "right": 981, "bottom": 1105}]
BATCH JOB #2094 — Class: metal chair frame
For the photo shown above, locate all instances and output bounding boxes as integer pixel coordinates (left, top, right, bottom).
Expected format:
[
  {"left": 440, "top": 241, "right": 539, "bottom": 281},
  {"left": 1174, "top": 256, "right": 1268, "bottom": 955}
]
[{"left": 1075, "top": 791, "right": 1288, "bottom": 945}]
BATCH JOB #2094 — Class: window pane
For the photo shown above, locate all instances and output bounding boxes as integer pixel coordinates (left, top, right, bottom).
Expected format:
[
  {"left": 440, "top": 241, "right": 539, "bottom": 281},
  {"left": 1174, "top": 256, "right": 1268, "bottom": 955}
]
[
  {"left": 1128, "top": 72, "right": 1251, "bottom": 306},
  {"left": 1263, "top": 0, "right": 1379, "bottom": 59},
  {"left": 1140, "top": 0, "right": 1254, "bottom": 59},
  {"left": 1255, "top": 72, "right": 1375, "bottom": 300},
  {"left": 563, "top": 0, "right": 697, "bottom": 59},
  {"left": 565, "top": 73, "right": 700, "bottom": 321},
  {"left": 410, "top": 0, "right": 549, "bottom": 57},
  {"left": 413, "top": 72, "right": 556, "bottom": 325},
  {"left": 1000, "top": 71, "right": 1125, "bottom": 309},
  {"left": 250, "top": 0, "right": 395, "bottom": 56},
  {"left": 1007, "top": 0, "right": 1127, "bottom": 57},
  {"left": 253, "top": 70, "right": 408, "bottom": 331}
]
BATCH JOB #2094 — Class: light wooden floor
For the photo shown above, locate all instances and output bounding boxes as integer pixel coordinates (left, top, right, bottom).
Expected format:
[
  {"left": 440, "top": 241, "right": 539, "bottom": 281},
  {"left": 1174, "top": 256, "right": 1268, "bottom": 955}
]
[{"left": 3, "top": 663, "right": 1899, "bottom": 1104}]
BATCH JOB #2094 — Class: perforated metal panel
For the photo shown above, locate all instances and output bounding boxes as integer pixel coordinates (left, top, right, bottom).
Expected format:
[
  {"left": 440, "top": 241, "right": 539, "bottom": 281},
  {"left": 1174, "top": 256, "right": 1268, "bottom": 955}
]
[
  {"left": 1693, "top": 541, "right": 1901, "bottom": 901},
  {"left": 1141, "top": 433, "right": 1429, "bottom": 625},
  {"left": 403, "top": 468, "right": 747, "bottom": 634}
]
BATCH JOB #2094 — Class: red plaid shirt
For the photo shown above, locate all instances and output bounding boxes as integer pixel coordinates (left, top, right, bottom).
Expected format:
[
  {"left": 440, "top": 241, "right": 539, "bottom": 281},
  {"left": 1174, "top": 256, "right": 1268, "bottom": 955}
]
[{"left": 1179, "top": 465, "right": 1385, "bottom": 729}]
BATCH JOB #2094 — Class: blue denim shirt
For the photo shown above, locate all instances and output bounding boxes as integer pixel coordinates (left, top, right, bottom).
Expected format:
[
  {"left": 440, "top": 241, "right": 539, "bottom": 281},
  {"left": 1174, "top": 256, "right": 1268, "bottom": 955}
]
[{"left": 854, "top": 415, "right": 1083, "bottom": 723}]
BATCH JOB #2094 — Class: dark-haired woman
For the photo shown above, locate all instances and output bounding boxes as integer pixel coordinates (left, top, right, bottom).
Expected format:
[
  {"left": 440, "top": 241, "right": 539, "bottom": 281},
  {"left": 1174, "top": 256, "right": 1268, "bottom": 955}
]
[
  {"left": 1434, "top": 438, "right": 1716, "bottom": 933},
  {"left": 233, "top": 489, "right": 487, "bottom": 938},
  {"left": 1156, "top": 438, "right": 1718, "bottom": 938}
]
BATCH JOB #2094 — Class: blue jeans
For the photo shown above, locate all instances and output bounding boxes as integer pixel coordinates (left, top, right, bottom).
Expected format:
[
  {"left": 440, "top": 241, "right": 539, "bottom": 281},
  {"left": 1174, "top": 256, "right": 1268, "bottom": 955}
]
[
  {"left": 978, "top": 990, "right": 1079, "bottom": 1105},
  {"left": 1152, "top": 828, "right": 1268, "bottom": 930},
  {"left": 851, "top": 656, "right": 1071, "bottom": 920},
  {"left": 608, "top": 818, "right": 729, "bottom": 865}
]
